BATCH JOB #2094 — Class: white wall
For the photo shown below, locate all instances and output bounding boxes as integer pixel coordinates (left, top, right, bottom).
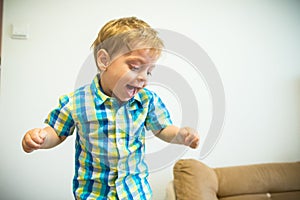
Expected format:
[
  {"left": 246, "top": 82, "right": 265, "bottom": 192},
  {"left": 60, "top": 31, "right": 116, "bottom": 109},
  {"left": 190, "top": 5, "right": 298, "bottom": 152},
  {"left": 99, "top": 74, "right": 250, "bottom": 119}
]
[{"left": 1, "top": 0, "right": 300, "bottom": 199}]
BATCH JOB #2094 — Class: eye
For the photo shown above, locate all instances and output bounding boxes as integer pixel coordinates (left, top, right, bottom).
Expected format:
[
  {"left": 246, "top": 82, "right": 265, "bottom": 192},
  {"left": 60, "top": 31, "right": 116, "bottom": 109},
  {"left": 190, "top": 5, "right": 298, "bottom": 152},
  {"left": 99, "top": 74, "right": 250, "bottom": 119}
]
[
  {"left": 147, "top": 65, "right": 155, "bottom": 76},
  {"left": 129, "top": 64, "right": 140, "bottom": 71}
]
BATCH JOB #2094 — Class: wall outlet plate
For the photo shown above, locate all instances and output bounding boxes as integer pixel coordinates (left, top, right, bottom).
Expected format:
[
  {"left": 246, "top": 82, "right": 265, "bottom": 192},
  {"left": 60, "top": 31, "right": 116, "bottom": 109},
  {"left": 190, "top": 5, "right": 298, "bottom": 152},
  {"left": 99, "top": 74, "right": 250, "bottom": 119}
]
[{"left": 11, "top": 24, "right": 29, "bottom": 39}]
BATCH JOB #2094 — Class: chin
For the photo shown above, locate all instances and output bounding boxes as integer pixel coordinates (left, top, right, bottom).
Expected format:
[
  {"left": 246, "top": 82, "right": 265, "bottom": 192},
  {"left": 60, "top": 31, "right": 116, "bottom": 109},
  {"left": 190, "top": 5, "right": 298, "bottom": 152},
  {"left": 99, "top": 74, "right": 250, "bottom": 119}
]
[
  {"left": 114, "top": 88, "right": 140, "bottom": 102},
  {"left": 112, "top": 93, "right": 131, "bottom": 103},
  {"left": 118, "top": 96, "right": 130, "bottom": 102}
]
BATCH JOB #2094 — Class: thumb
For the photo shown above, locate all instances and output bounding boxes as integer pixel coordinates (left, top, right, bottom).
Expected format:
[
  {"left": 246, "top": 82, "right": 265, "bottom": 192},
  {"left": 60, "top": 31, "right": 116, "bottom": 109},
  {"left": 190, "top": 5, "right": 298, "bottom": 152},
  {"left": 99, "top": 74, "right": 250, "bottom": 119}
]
[{"left": 39, "top": 129, "right": 47, "bottom": 140}]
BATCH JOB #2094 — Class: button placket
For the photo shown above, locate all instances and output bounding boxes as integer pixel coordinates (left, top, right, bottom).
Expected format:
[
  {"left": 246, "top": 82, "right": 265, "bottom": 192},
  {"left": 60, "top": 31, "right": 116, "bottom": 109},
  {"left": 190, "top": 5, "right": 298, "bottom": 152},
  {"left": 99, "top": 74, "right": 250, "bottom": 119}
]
[
  {"left": 115, "top": 105, "right": 127, "bottom": 153},
  {"left": 106, "top": 100, "right": 119, "bottom": 168},
  {"left": 115, "top": 104, "right": 134, "bottom": 176}
]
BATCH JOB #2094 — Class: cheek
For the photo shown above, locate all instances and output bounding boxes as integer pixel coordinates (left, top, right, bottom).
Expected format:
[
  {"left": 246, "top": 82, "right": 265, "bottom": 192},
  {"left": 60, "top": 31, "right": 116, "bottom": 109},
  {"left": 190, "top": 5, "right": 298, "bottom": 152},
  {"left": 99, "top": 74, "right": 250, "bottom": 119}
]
[
  {"left": 108, "top": 65, "right": 128, "bottom": 80},
  {"left": 110, "top": 71, "right": 134, "bottom": 91},
  {"left": 118, "top": 70, "right": 137, "bottom": 82}
]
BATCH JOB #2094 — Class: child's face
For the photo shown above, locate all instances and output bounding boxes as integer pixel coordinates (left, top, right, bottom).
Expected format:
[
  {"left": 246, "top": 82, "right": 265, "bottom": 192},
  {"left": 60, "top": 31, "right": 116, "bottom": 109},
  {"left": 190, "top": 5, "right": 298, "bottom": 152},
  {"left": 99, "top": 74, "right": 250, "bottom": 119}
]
[{"left": 100, "top": 49, "right": 158, "bottom": 102}]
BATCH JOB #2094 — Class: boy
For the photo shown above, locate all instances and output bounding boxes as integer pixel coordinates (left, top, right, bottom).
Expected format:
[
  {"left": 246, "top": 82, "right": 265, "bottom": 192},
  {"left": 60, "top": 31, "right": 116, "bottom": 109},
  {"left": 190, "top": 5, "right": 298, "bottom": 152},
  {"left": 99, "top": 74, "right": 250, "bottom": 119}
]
[{"left": 22, "top": 17, "right": 199, "bottom": 200}]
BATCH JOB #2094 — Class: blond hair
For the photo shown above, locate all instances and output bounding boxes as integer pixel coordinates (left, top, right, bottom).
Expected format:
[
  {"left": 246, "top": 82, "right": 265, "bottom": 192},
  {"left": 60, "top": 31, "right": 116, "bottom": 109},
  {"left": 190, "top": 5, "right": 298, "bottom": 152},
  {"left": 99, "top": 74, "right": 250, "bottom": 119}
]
[{"left": 92, "top": 17, "right": 164, "bottom": 63}]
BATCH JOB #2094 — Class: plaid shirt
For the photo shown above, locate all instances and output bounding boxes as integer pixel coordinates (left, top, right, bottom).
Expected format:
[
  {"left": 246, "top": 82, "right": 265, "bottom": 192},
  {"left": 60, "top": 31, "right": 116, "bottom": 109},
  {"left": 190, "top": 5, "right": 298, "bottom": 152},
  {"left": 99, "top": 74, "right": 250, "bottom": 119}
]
[{"left": 45, "top": 75, "right": 172, "bottom": 200}]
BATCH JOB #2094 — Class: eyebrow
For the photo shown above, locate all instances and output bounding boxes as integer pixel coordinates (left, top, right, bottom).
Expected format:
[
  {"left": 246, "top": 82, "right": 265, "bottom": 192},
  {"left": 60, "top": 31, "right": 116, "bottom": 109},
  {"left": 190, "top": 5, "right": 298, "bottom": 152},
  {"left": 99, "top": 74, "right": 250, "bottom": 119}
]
[
  {"left": 127, "top": 57, "right": 146, "bottom": 64},
  {"left": 129, "top": 60, "right": 156, "bottom": 70}
]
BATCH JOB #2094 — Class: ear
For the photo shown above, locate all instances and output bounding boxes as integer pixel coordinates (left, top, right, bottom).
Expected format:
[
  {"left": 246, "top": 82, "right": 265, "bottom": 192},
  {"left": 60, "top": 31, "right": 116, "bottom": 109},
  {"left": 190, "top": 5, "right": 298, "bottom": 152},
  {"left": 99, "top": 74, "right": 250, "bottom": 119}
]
[{"left": 96, "top": 49, "right": 110, "bottom": 72}]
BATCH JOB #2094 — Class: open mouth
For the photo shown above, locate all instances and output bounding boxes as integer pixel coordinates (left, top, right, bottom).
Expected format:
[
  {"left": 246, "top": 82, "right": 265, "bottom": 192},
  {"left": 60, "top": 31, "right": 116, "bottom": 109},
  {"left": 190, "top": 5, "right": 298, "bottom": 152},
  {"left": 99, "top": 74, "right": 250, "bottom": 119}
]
[{"left": 126, "top": 85, "right": 139, "bottom": 97}]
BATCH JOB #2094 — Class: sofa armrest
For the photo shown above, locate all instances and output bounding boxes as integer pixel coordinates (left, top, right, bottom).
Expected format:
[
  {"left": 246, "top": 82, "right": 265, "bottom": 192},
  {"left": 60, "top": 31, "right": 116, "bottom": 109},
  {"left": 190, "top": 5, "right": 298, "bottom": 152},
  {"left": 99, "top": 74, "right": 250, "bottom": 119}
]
[{"left": 173, "top": 159, "right": 218, "bottom": 200}]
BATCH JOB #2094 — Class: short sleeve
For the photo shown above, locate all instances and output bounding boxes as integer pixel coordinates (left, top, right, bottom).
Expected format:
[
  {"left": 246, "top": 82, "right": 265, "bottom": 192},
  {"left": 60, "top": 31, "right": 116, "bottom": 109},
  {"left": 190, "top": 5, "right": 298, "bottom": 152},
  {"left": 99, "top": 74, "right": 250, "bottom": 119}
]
[
  {"left": 145, "top": 92, "right": 173, "bottom": 132},
  {"left": 44, "top": 94, "right": 75, "bottom": 137}
]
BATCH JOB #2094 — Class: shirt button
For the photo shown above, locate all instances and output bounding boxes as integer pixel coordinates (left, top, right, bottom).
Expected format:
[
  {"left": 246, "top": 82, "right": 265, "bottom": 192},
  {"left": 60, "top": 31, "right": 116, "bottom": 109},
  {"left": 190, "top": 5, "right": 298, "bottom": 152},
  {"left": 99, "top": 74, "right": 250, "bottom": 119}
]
[
  {"left": 119, "top": 163, "right": 125, "bottom": 170},
  {"left": 118, "top": 139, "right": 124, "bottom": 145}
]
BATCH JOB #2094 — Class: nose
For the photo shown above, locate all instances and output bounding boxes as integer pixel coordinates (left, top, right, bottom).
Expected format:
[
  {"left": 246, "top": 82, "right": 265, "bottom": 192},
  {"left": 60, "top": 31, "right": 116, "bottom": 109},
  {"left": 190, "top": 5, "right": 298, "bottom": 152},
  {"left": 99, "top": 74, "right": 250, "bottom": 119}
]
[
  {"left": 137, "top": 70, "right": 148, "bottom": 82},
  {"left": 137, "top": 70, "right": 148, "bottom": 87}
]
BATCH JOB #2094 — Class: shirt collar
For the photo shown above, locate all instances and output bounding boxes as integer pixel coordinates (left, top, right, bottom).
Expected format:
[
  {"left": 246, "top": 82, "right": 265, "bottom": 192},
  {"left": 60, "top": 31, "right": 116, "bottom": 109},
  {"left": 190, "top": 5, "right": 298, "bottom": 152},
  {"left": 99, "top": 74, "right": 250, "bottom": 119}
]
[{"left": 91, "top": 74, "right": 142, "bottom": 107}]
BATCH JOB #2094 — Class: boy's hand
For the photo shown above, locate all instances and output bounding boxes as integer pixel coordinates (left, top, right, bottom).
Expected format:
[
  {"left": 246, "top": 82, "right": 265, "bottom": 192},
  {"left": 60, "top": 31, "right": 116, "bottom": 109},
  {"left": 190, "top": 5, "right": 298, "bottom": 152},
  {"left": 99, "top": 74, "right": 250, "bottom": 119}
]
[
  {"left": 22, "top": 128, "right": 47, "bottom": 153},
  {"left": 177, "top": 127, "right": 199, "bottom": 149}
]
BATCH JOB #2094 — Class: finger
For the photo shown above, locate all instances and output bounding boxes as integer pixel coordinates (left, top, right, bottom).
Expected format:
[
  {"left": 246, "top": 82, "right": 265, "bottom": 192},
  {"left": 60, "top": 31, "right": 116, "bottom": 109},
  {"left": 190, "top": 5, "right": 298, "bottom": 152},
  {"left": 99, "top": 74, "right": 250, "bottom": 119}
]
[
  {"left": 22, "top": 136, "right": 33, "bottom": 153},
  {"left": 184, "top": 133, "right": 196, "bottom": 144},
  {"left": 31, "top": 129, "right": 44, "bottom": 144},
  {"left": 189, "top": 137, "right": 199, "bottom": 149},
  {"left": 186, "top": 127, "right": 198, "bottom": 136},
  {"left": 24, "top": 134, "right": 42, "bottom": 150},
  {"left": 180, "top": 128, "right": 189, "bottom": 137},
  {"left": 184, "top": 132, "right": 199, "bottom": 147},
  {"left": 176, "top": 128, "right": 188, "bottom": 144}
]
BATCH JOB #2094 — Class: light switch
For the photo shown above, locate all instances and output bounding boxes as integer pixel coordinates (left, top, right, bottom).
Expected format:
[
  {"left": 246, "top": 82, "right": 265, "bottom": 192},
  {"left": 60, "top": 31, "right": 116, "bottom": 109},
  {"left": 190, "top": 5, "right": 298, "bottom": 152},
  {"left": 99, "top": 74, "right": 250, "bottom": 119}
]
[{"left": 11, "top": 24, "right": 29, "bottom": 39}]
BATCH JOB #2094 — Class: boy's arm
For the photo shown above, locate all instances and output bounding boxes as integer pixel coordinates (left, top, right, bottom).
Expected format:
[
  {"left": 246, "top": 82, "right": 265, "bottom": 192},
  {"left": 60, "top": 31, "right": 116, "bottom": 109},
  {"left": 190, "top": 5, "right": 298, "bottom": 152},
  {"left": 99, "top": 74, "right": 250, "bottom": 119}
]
[
  {"left": 22, "top": 126, "right": 66, "bottom": 153},
  {"left": 154, "top": 125, "right": 199, "bottom": 149}
]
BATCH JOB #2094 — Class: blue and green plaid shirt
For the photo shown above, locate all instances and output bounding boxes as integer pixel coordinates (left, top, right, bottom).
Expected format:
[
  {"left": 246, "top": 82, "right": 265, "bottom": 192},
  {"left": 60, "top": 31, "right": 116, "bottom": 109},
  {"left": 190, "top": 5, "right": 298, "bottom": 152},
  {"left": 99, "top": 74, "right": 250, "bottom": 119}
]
[{"left": 45, "top": 74, "right": 172, "bottom": 199}]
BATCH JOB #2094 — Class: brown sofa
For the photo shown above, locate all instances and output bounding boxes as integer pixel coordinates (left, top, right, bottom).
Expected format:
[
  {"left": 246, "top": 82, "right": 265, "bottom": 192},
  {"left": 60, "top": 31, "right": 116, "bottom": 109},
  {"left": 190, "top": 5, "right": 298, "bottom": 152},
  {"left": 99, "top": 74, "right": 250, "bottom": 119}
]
[{"left": 165, "top": 159, "right": 300, "bottom": 200}]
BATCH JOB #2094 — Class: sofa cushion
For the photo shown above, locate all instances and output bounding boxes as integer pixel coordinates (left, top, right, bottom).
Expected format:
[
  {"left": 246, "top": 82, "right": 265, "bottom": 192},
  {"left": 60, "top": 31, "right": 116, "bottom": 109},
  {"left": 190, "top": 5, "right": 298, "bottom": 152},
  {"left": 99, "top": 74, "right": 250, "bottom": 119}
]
[
  {"left": 172, "top": 159, "right": 300, "bottom": 200},
  {"left": 219, "top": 191, "right": 300, "bottom": 200},
  {"left": 215, "top": 162, "right": 300, "bottom": 198},
  {"left": 173, "top": 159, "right": 218, "bottom": 200}
]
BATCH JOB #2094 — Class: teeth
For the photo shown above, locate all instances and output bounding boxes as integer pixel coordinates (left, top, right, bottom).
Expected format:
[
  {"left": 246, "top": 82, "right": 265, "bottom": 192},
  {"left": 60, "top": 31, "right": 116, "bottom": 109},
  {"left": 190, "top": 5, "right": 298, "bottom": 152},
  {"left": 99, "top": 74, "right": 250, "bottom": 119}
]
[
  {"left": 127, "top": 85, "right": 134, "bottom": 89},
  {"left": 127, "top": 85, "right": 136, "bottom": 96}
]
